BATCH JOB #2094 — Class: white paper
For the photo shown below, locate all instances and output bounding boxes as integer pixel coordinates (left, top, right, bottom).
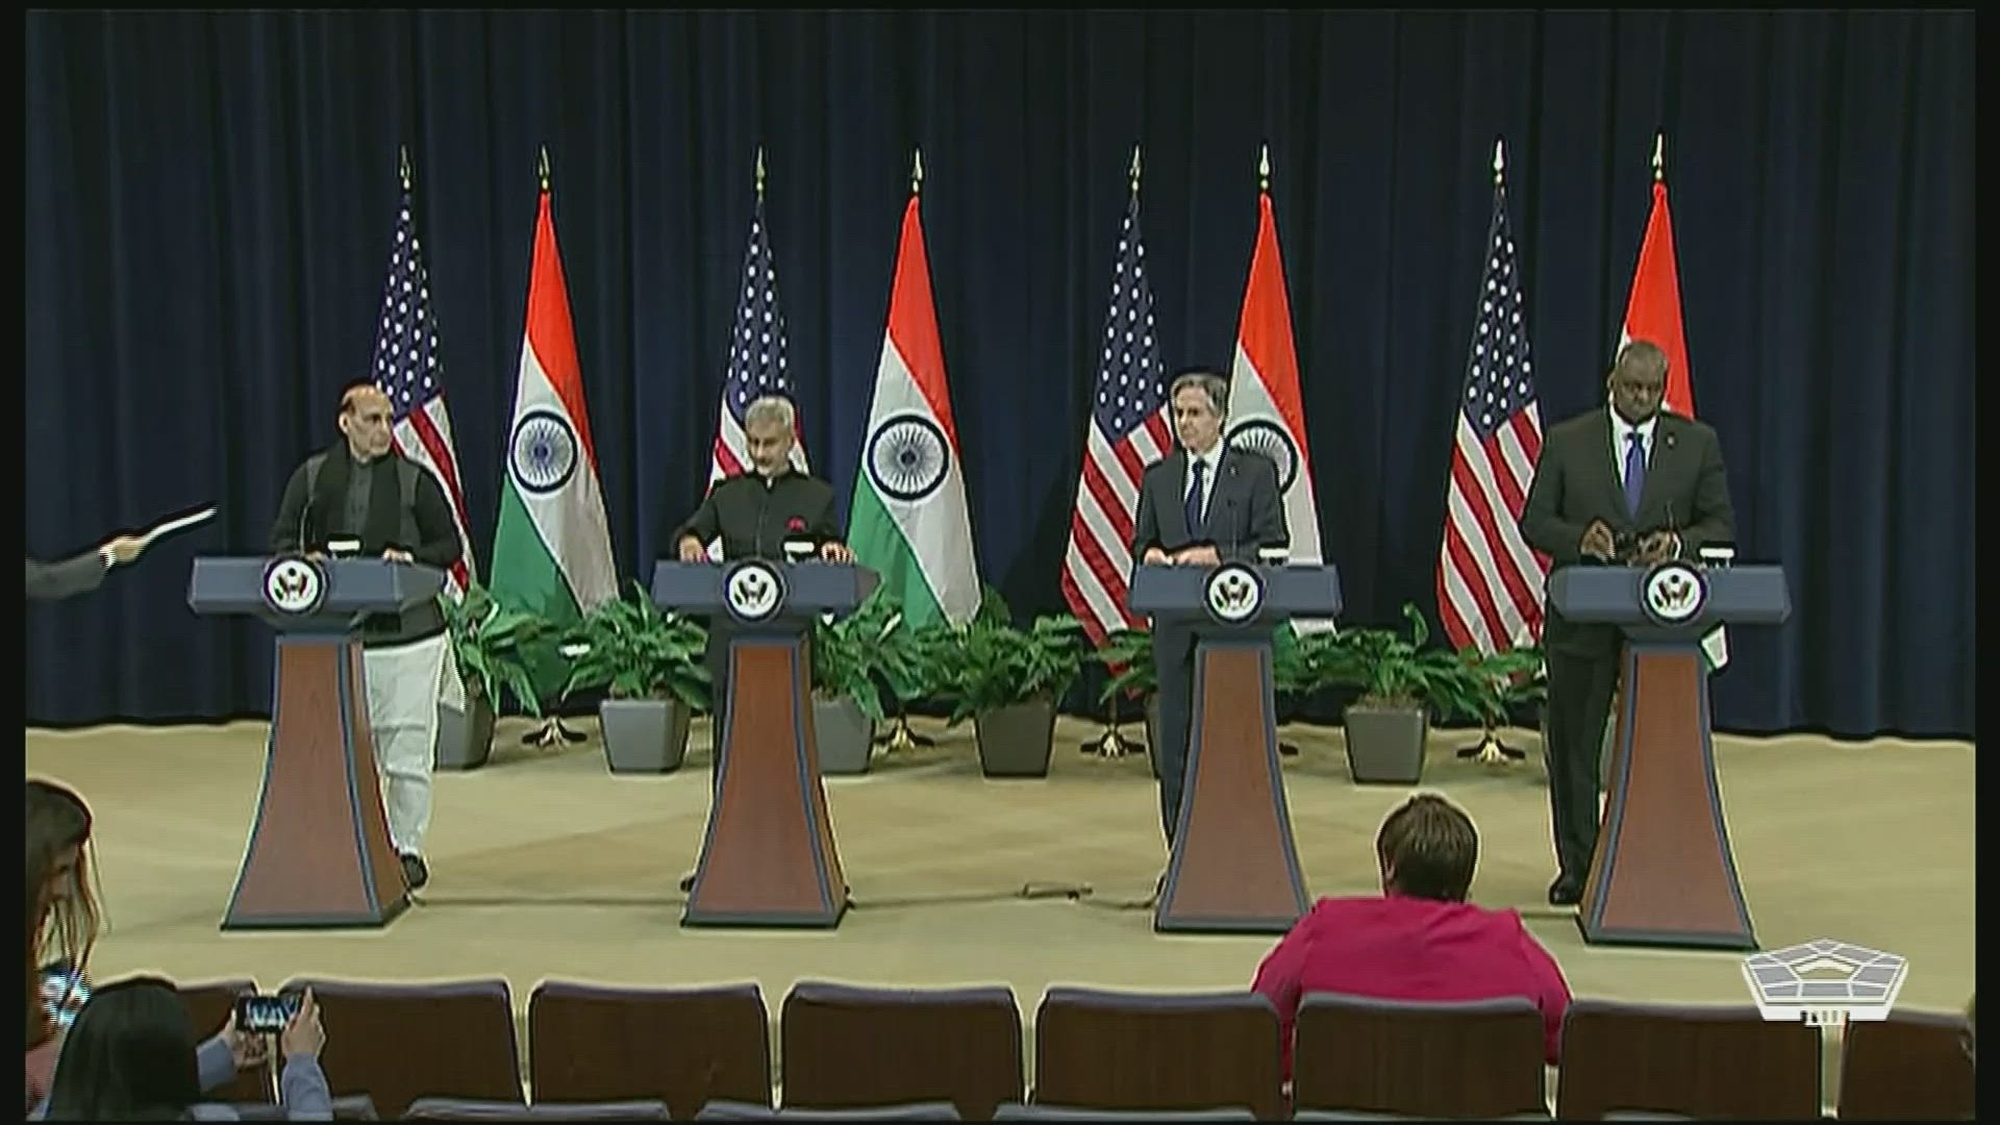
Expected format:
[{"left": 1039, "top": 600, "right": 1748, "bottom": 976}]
[
  {"left": 137, "top": 505, "right": 217, "bottom": 548},
  {"left": 1702, "top": 625, "right": 1731, "bottom": 673}
]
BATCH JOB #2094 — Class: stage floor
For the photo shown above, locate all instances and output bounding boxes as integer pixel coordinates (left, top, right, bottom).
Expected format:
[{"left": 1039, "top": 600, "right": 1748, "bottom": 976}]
[{"left": 26, "top": 715, "right": 1974, "bottom": 1092}]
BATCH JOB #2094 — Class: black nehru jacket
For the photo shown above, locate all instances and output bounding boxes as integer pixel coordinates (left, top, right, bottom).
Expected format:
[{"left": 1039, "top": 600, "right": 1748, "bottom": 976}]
[{"left": 671, "top": 470, "right": 843, "bottom": 561}]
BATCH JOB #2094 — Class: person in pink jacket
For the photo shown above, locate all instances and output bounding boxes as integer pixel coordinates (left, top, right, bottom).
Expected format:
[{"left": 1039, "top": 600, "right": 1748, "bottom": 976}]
[{"left": 1252, "top": 792, "right": 1573, "bottom": 1078}]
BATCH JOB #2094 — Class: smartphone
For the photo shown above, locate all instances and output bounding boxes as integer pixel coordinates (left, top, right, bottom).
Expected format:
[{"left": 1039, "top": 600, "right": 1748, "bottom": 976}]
[
  {"left": 39, "top": 964, "right": 90, "bottom": 1031},
  {"left": 234, "top": 992, "right": 302, "bottom": 1034}
]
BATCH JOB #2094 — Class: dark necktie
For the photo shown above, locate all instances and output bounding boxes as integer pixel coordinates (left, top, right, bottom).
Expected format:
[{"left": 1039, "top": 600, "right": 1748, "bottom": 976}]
[
  {"left": 1623, "top": 431, "right": 1647, "bottom": 518},
  {"left": 1186, "top": 459, "right": 1208, "bottom": 537}
]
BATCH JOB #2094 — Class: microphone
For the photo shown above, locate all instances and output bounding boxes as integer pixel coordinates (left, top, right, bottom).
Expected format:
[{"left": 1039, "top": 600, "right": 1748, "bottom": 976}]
[
  {"left": 1664, "top": 501, "right": 1677, "bottom": 560},
  {"left": 1224, "top": 494, "right": 1239, "bottom": 563}
]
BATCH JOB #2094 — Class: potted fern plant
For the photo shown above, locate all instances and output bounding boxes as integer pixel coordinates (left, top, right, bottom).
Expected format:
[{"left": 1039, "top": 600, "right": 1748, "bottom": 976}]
[
  {"left": 1324, "top": 603, "right": 1481, "bottom": 785},
  {"left": 810, "top": 590, "right": 920, "bottom": 775},
  {"left": 1091, "top": 627, "right": 1160, "bottom": 778},
  {"left": 928, "top": 589, "right": 1086, "bottom": 778},
  {"left": 561, "top": 582, "right": 711, "bottom": 774},
  {"left": 435, "top": 583, "right": 554, "bottom": 771}
]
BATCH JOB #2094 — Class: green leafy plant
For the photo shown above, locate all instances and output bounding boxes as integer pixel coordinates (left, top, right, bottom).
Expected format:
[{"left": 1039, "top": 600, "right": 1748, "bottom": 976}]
[
  {"left": 1091, "top": 627, "right": 1156, "bottom": 703},
  {"left": 924, "top": 586, "right": 1086, "bottom": 725},
  {"left": 811, "top": 589, "right": 921, "bottom": 722},
  {"left": 560, "top": 581, "right": 711, "bottom": 711},
  {"left": 1447, "top": 646, "right": 1548, "bottom": 729},
  {"left": 1322, "top": 603, "right": 1483, "bottom": 712},
  {"left": 1272, "top": 626, "right": 1347, "bottom": 700},
  {"left": 438, "top": 583, "right": 559, "bottom": 719}
]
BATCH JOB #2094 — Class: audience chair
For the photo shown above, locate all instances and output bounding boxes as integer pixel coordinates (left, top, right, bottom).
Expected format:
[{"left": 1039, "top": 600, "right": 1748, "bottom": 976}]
[
  {"left": 404, "top": 1097, "right": 669, "bottom": 1120},
  {"left": 694, "top": 1100, "right": 961, "bottom": 1120},
  {"left": 780, "top": 981, "right": 1024, "bottom": 1120},
  {"left": 282, "top": 977, "right": 522, "bottom": 1119},
  {"left": 1291, "top": 993, "right": 1550, "bottom": 1118},
  {"left": 1031, "top": 988, "right": 1284, "bottom": 1120},
  {"left": 1554, "top": 1000, "right": 1821, "bottom": 1120},
  {"left": 1836, "top": 1008, "right": 1976, "bottom": 1120},
  {"left": 528, "top": 980, "right": 772, "bottom": 1120}
]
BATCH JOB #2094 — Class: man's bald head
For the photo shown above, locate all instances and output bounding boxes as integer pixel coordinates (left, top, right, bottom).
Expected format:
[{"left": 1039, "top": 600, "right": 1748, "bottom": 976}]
[{"left": 338, "top": 382, "right": 395, "bottom": 461}]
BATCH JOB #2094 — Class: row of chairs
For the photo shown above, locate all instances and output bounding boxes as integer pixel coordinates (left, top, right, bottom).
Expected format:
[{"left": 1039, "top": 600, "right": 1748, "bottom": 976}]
[{"left": 177, "top": 977, "right": 1973, "bottom": 1121}]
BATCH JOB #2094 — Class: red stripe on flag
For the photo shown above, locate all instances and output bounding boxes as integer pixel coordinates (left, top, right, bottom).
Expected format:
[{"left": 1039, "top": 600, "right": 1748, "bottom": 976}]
[
  {"left": 1623, "top": 181, "right": 1696, "bottom": 420},
  {"left": 1237, "top": 193, "right": 1312, "bottom": 453},
  {"left": 885, "top": 195, "right": 961, "bottom": 448},
  {"left": 524, "top": 190, "right": 604, "bottom": 469}
]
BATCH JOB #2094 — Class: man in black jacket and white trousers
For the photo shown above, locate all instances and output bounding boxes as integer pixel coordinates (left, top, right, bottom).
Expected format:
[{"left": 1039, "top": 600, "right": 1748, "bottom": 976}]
[
  {"left": 1129, "top": 368, "right": 1289, "bottom": 881},
  {"left": 268, "top": 383, "right": 465, "bottom": 890}
]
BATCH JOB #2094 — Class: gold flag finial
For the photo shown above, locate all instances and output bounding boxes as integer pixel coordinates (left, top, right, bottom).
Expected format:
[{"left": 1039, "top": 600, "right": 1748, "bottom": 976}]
[
  {"left": 398, "top": 145, "right": 412, "bottom": 193},
  {"left": 1258, "top": 143, "right": 1271, "bottom": 192},
  {"left": 1652, "top": 133, "right": 1665, "bottom": 182},
  {"left": 1129, "top": 144, "right": 1143, "bottom": 195},
  {"left": 538, "top": 145, "right": 551, "bottom": 192},
  {"left": 912, "top": 148, "right": 924, "bottom": 194},
  {"left": 1492, "top": 137, "right": 1505, "bottom": 185},
  {"left": 755, "top": 146, "right": 766, "bottom": 200}
]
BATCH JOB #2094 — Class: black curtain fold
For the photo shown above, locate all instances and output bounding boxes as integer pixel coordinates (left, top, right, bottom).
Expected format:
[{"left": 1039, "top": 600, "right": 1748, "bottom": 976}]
[{"left": 23, "top": 10, "right": 1974, "bottom": 739}]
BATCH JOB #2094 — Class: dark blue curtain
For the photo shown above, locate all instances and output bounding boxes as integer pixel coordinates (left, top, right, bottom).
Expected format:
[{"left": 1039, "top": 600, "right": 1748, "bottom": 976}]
[{"left": 24, "top": 11, "right": 1973, "bottom": 739}]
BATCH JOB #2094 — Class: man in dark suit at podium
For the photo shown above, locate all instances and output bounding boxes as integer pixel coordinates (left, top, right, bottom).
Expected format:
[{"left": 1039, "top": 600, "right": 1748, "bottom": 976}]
[
  {"left": 268, "top": 382, "right": 464, "bottom": 891},
  {"left": 1521, "top": 339, "right": 1735, "bottom": 907},
  {"left": 26, "top": 535, "right": 148, "bottom": 601},
  {"left": 670, "top": 394, "right": 853, "bottom": 892},
  {"left": 1129, "top": 369, "right": 1288, "bottom": 875}
]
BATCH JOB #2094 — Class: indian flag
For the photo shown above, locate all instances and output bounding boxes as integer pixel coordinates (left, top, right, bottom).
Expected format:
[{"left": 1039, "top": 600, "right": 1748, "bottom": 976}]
[
  {"left": 1228, "top": 152, "right": 1331, "bottom": 633},
  {"left": 848, "top": 176, "right": 980, "bottom": 631},
  {"left": 488, "top": 182, "right": 619, "bottom": 631}
]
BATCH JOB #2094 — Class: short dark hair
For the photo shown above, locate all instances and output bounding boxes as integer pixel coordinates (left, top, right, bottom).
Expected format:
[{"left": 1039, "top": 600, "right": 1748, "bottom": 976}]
[
  {"left": 1612, "top": 339, "right": 1670, "bottom": 385},
  {"left": 41, "top": 975, "right": 201, "bottom": 1121},
  {"left": 1375, "top": 793, "right": 1479, "bottom": 902}
]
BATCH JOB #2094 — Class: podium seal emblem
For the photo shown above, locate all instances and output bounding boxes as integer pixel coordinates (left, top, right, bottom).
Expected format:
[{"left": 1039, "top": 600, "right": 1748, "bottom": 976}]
[
  {"left": 262, "top": 555, "right": 328, "bottom": 616},
  {"left": 1641, "top": 559, "right": 1709, "bottom": 627},
  {"left": 723, "top": 560, "right": 786, "bottom": 623},
  {"left": 1203, "top": 563, "right": 1265, "bottom": 625}
]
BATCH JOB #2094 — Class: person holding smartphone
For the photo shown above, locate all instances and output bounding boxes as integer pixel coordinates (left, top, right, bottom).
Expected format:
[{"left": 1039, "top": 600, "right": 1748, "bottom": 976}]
[{"left": 34, "top": 979, "right": 330, "bottom": 1120}]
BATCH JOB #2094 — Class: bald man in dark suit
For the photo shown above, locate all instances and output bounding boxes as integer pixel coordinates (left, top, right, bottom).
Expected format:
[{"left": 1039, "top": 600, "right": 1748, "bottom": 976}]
[{"left": 1521, "top": 339, "right": 1735, "bottom": 907}]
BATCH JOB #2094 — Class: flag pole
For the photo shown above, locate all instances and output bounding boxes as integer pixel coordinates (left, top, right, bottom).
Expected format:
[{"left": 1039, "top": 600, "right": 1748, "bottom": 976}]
[
  {"left": 1255, "top": 140, "right": 1305, "bottom": 760},
  {"left": 522, "top": 140, "right": 590, "bottom": 750},
  {"left": 878, "top": 142, "right": 943, "bottom": 758},
  {"left": 1081, "top": 142, "right": 1150, "bottom": 764},
  {"left": 1454, "top": 137, "right": 1531, "bottom": 767}
]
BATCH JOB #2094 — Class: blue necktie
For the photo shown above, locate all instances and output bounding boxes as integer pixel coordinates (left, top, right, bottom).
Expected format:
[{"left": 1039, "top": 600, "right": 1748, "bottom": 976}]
[
  {"left": 1185, "top": 459, "right": 1208, "bottom": 537},
  {"left": 1623, "top": 431, "right": 1647, "bottom": 518}
]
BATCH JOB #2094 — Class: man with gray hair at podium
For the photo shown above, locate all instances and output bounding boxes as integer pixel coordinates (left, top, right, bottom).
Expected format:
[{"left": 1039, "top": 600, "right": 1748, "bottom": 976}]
[
  {"left": 1520, "top": 339, "right": 1735, "bottom": 909},
  {"left": 670, "top": 393, "right": 852, "bottom": 893},
  {"left": 268, "top": 381, "right": 464, "bottom": 892}
]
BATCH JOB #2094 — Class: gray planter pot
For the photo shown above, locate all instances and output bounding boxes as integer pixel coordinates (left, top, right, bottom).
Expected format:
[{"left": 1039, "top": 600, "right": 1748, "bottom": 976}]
[
  {"left": 1343, "top": 703, "right": 1429, "bottom": 785},
  {"left": 599, "top": 698, "right": 691, "bottom": 775},
  {"left": 434, "top": 692, "right": 495, "bottom": 771},
  {"left": 813, "top": 695, "right": 876, "bottom": 776},
  {"left": 975, "top": 698, "right": 1058, "bottom": 778}
]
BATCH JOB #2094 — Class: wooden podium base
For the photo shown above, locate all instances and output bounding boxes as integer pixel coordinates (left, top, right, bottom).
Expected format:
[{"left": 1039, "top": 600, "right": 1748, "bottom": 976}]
[
  {"left": 1156, "top": 640, "right": 1309, "bottom": 933},
  {"left": 684, "top": 637, "right": 847, "bottom": 929},
  {"left": 224, "top": 637, "right": 408, "bottom": 931},
  {"left": 1579, "top": 642, "right": 1756, "bottom": 950}
]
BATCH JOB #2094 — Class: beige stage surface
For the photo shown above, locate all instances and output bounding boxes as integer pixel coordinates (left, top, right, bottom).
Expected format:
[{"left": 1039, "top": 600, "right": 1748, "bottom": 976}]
[{"left": 26, "top": 715, "right": 1974, "bottom": 1089}]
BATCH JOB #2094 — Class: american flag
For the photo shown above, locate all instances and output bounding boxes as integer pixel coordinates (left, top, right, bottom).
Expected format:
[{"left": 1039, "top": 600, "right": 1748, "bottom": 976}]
[
  {"left": 372, "top": 168, "right": 475, "bottom": 594},
  {"left": 1437, "top": 165, "right": 1548, "bottom": 655},
  {"left": 709, "top": 190, "right": 806, "bottom": 485},
  {"left": 1061, "top": 169, "right": 1172, "bottom": 647}
]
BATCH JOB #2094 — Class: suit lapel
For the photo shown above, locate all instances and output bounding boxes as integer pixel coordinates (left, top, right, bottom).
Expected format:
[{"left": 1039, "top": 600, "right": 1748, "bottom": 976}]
[{"left": 1162, "top": 449, "right": 1192, "bottom": 543}]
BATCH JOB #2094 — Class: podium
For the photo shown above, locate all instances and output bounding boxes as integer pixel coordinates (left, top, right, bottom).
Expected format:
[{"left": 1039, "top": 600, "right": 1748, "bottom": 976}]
[
  {"left": 187, "top": 556, "right": 443, "bottom": 930},
  {"left": 1129, "top": 562, "right": 1340, "bottom": 933},
  {"left": 652, "top": 559, "right": 877, "bottom": 929},
  {"left": 1549, "top": 561, "right": 1791, "bottom": 951}
]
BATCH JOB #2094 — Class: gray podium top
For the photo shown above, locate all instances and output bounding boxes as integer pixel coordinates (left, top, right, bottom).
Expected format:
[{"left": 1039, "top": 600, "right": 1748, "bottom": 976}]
[
  {"left": 187, "top": 556, "right": 445, "bottom": 633},
  {"left": 651, "top": 560, "right": 881, "bottom": 620},
  {"left": 1549, "top": 563, "right": 1790, "bottom": 639},
  {"left": 1129, "top": 563, "right": 1344, "bottom": 628}
]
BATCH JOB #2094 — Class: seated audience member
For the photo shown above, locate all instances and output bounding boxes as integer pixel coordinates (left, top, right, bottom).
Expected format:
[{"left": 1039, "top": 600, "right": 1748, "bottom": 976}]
[
  {"left": 35, "top": 977, "right": 332, "bottom": 1121},
  {"left": 1251, "top": 793, "right": 1572, "bottom": 1076},
  {"left": 26, "top": 780, "right": 104, "bottom": 1110}
]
